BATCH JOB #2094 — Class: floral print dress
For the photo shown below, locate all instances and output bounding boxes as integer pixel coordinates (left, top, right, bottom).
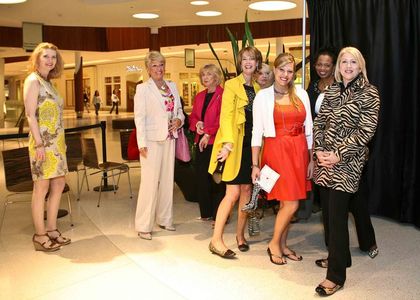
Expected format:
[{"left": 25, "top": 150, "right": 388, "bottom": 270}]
[{"left": 28, "top": 72, "right": 68, "bottom": 181}]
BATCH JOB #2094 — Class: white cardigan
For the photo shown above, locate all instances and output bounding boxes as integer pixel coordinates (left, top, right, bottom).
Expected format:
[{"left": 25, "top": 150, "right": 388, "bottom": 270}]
[{"left": 251, "top": 85, "right": 313, "bottom": 149}]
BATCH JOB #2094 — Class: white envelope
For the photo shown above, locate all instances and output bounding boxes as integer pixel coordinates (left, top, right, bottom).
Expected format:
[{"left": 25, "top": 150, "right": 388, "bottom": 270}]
[{"left": 257, "top": 165, "right": 280, "bottom": 193}]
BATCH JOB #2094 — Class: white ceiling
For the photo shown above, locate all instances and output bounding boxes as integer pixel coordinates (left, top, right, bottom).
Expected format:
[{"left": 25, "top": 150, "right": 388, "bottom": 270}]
[{"left": 0, "top": 0, "right": 307, "bottom": 77}]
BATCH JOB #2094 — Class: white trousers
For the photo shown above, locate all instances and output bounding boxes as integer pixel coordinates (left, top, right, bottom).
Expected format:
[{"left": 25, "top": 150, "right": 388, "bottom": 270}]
[{"left": 135, "top": 139, "right": 175, "bottom": 232}]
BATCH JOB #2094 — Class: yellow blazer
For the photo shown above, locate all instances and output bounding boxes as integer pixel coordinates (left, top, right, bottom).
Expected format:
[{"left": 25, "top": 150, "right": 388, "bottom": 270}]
[{"left": 208, "top": 74, "right": 260, "bottom": 181}]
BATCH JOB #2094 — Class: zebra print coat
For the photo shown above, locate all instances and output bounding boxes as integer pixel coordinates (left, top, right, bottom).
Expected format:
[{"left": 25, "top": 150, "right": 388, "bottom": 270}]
[{"left": 312, "top": 75, "right": 380, "bottom": 193}]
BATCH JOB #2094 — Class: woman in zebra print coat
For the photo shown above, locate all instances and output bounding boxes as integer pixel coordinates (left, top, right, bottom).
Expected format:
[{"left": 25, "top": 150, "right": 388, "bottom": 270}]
[{"left": 313, "top": 47, "right": 380, "bottom": 296}]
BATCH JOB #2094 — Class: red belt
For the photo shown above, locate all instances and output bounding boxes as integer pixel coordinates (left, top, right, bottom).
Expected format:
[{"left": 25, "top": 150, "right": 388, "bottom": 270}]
[{"left": 276, "top": 126, "right": 304, "bottom": 136}]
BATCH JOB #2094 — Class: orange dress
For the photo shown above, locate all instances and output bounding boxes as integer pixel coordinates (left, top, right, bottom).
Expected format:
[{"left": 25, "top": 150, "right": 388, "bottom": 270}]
[{"left": 261, "top": 100, "right": 311, "bottom": 201}]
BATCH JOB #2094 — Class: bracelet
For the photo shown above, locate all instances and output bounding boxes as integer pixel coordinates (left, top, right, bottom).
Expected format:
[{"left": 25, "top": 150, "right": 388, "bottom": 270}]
[
  {"left": 251, "top": 165, "right": 260, "bottom": 169},
  {"left": 35, "top": 143, "right": 44, "bottom": 149},
  {"left": 204, "top": 134, "right": 210, "bottom": 138}
]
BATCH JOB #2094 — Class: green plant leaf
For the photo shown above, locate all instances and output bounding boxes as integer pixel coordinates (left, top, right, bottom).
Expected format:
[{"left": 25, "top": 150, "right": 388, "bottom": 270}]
[
  {"left": 265, "top": 41, "right": 271, "bottom": 64},
  {"left": 242, "top": 33, "right": 247, "bottom": 49},
  {"left": 207, "top": 30, "right": 229, "bottom": 80},
  {"left": 226, "top": 27, "right": 240, "bottom": 74},
  {"left": 244, "top": 10, "right": 254, "bottom": 46}
]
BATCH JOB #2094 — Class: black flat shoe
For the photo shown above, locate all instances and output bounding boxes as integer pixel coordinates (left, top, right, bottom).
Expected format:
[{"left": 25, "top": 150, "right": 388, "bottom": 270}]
[
  {"left": 315, "top": 283, "right": 343, "bottom": 296},
  {"left": 209, "top": 242, "right": 236, "bottom": 259},
  {"left": 236, "top": 237, "right": 250, "bottom": 252},
  {"left": 267, "top": 247, "right": 286, "bottom": 265},
  {"left": 315, "top": 258, "right": 328, "bottom": 268}
]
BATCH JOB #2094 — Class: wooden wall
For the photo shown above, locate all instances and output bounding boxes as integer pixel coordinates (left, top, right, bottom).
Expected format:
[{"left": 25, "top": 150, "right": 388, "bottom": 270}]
[{"left": 0, "top": 18, "right": 308, "bottom": 53}]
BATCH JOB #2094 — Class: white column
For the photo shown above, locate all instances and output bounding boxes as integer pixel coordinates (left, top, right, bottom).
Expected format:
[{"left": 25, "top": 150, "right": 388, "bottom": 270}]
[{"left": 0, "top": 58, "right": 5, "bottom": 127}]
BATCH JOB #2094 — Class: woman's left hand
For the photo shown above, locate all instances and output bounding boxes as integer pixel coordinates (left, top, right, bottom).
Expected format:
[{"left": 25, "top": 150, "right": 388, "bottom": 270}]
[
  {"left": 317, "top": 151, "right": 339, "bottom": 168},
  {"left": 169, "top": 118, "right": 182, "bottom": 133}
]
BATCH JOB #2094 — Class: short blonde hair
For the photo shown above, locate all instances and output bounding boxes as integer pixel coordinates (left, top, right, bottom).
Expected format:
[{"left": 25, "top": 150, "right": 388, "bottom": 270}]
[
  {"left": 28, "top": 42, "right": 64, "bottom": 79},
  {"left": 144, "top": 51, "right": 165, "bottom": 69},
  {"left": 236, "top": 46, "right": 263, "bottom": 74},
  {"left": 199, "top": 64, "right": 223, "bottom": 86},
  {"left": 335, "top": 47, "right": 368, "bottom": 83}
]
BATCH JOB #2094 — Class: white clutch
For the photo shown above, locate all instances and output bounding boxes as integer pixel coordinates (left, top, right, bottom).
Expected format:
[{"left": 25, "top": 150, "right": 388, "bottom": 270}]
[{"left": 257, "top": 165, "right": 280, "bottom": 193}]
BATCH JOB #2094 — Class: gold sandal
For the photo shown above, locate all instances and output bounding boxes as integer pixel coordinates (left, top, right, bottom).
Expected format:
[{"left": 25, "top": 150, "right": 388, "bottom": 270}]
[
  {"left": 32, "top": 233, "right": 61, "bottom": 252},
  {"left": 47, "top": 229, "right": 71, "bottom": 246}
]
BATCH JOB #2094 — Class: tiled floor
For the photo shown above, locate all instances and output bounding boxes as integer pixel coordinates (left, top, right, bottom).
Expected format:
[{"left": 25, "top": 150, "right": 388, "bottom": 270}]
[{"left": 0, "top": 110, "right": 419, "bottom": 300}]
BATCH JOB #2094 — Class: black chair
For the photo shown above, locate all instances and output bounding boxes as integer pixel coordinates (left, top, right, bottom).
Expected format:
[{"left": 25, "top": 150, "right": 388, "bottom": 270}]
[
  {"left": 82, "top": 138, "right": 133, "bottom": 207},
  {"left": 0, "top": 147, "right": 73, "bottom": 232},
  {"left": 65, "top": 132, "right": 89, "bottom": 200}
]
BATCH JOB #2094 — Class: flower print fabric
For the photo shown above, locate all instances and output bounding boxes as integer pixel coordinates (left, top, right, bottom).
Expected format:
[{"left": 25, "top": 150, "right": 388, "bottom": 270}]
[{"left": 28, "top": 72, "right": 68, "bottom": 180}]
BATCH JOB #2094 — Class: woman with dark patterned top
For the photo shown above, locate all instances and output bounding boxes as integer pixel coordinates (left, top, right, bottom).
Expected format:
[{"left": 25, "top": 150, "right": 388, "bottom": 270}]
[{"left": 313, "top": 47, "right": 380, "bottom": 296}]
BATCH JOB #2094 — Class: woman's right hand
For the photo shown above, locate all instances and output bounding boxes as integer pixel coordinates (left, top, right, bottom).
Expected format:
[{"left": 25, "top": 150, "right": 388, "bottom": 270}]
[
  {"left": 36, "top": 146, "right": 46, "bottom": 162},
  {"left": 139, "top": 147, "right": 148, "bottom": 158},
  {"left": 251, "top": 166, "right": 260, "bottom": 184}
]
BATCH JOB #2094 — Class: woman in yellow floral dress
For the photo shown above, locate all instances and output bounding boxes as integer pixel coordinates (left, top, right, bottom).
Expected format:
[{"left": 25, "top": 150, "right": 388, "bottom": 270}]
[{"left": 24, "top": 42, "right": 70, "bottom": 252}]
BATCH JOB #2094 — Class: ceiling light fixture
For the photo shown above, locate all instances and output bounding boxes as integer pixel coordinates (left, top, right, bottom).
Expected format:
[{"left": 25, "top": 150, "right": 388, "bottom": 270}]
[
  {"left": 196, "top": 11, "right": 222, "bottom": 17},
  {"left": 0, "top": 0, "right": 27, "bottom": 3},
  {"left": 190, "top": 1, "right": 209, "bottom": 5},
  {"left": 249, "top": 1, "right": 296, "bottom": 11},
  {"left": 132, "top": 13, "right": 159, "bottom": 19}
]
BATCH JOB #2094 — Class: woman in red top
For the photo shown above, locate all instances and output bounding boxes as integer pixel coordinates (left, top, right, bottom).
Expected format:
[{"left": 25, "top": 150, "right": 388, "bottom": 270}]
[
  {"left": 252, "top": 53, "right": 313, "bottom": 265},
  {"left": 189, "top": 64, "right": 225, "bottom": 221}
]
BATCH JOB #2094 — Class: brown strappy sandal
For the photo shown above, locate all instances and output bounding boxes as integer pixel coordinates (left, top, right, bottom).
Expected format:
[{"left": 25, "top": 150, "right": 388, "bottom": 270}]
[
  {"left": 32, "top": 233, "right": 61, "bottom": 252},
  {"left": 47, "top": 229, "right": 71, "bottom": 246}
]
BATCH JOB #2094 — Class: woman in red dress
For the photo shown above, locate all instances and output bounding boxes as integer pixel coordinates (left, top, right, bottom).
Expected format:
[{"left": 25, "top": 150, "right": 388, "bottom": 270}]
[{"left": 251, "top": 53, "right": 313, "bottom": 265}]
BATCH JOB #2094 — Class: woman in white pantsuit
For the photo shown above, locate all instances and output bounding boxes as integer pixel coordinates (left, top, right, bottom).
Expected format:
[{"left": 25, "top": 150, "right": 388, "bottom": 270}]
[{"left": 134, "top": 51, "right": 184, "bottom": 240}]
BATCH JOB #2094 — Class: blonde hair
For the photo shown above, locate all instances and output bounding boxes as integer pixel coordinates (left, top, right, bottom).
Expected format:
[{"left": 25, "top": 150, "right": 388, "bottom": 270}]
[
  {"left": 236, "top": 46, "right": 263, "bottom": 74},
  {"left": 334, "top": 47, "right": 368, "bottom": 83},
  {"left": 144, "top": 51, "right": 165, "bottom": 69},
  {"left": 273, "top": 53, "right": 300, "bottom": 110},
  {"left": 28, "top": 42, "right": 64, "bottom": 79},
  {"left": 199, "top": 64, "right": 223, "bottom": 86}
]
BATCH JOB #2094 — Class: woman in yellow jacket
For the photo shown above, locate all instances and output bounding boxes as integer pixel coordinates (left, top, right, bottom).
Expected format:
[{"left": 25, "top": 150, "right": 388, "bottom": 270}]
[{"left": 208, "top": 46, "right": 262, "bottom": 258}]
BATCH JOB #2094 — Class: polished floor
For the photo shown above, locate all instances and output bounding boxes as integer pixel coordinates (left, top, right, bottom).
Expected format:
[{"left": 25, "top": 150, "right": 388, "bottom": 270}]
[{"left": 0, "top": 110, "right": 419, "bottom": 300}]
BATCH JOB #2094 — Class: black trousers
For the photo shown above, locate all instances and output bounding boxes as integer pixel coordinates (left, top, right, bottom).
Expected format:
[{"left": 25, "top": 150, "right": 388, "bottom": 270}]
[
  {"left": 319, "top": 186, "right": 352, "bottom": 286},
  {"left": 321, "top": 186, "right": 377, "bottom": 251},
  {"left": 194, "top": 144, "right": 225, "bottom": 219},
  {"left": 94, "top": 103, "right": 100, "bottom": 116},
  {"left": 110, "top": 102, "right": 118, "bottom": 114}
]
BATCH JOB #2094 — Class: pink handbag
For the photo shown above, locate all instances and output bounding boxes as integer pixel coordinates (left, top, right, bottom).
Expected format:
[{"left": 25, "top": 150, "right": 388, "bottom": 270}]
[{"left": 175, "top": 128, "right": 191, "bottom": 162}]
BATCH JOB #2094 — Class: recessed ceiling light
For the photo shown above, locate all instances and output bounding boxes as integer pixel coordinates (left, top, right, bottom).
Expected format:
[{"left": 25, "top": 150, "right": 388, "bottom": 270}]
[
  {"left": 132, "top": 13, "right": 159, "bottom": 19},
  {"left": 196, "top": 11, "right": 222, "bottom": 17},
  {"left": 0, "top": 0, "right": 27, "bottom": 3},
  {"left": 190, "top": 1, "right": 209, "bottom": 5},
  {"left": 249, "top": 1, "right": 296, "bottom": 11}
]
